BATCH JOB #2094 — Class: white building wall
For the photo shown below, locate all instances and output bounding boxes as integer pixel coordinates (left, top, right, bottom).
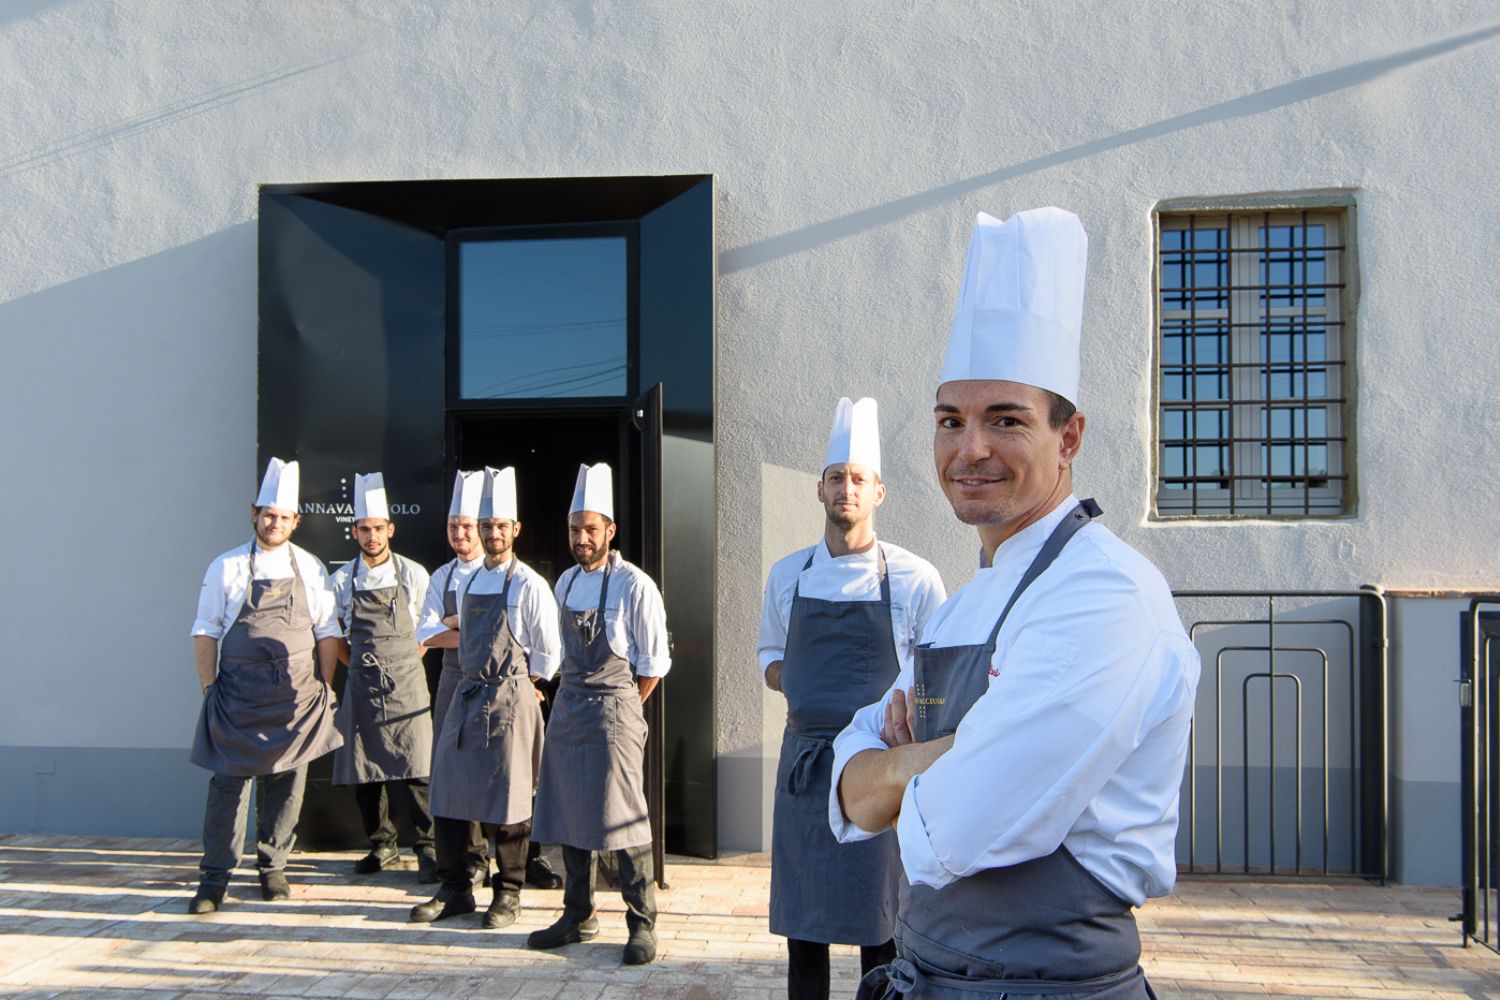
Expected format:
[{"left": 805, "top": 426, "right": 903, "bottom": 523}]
[{"left": 2, "top": 1, "right": 1497, "bottom": 874}]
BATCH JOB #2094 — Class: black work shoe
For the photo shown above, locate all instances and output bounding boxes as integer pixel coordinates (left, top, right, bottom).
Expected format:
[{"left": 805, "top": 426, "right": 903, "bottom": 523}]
[
  {"left": 187, "top": 885, "right": 224, "bottom": 915},
  {"left": 482, "top": 889, "right": 521, "bottom": 929},
  {"left": 409, "top": 886, "right": 476, "bottom": 923},
  {"left": 415, "top": 849, "right": 438, "bottom": 884},
  {"left": 259, "top": 870, "right": 291, "bottom": 901},
  {"left": 622, "top": 928, "right": 657, "bottom": 965},
  {"left": 353, "top": 845, "right": 400, "bottom": 874},
  {"left": 526, "top": 913, "right": 600, "bottom": 949},
  {"left": 525, "top": 855, "right": 563, "bottom": 890}
]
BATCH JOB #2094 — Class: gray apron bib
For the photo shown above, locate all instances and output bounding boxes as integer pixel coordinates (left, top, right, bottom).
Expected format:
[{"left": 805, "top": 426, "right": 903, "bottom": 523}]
[
  {"left": 861, "top": 500, "right": 1155, "bottom": 1000},
  {"left": 771, "top": 545, "right": 902, "bottom": 945},
  {"left": 428, "top": 559, "right": 544, "bottom": 825},
  {"left": 191, "top": 543, "right": 342, "bottom": 777},
  {"left": 332, "top": 555, "right": 433, "bottom": 785},
  {"left": 430, "top": 560, "right": 466, "bottom": 758},
  {"left": 532, "top": 561, "right": 652, "bottom": 851}
]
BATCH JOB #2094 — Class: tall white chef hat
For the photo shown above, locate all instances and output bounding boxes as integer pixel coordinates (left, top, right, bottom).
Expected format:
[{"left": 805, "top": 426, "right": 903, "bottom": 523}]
[
  {"left": 823, "top": 397, "right": 881, "bottom": 477},
  {"left": 448, "top": 469, "right": 484, "bottom": 519},
  {"left": 940, "top": 207, "right": 1088, "bottom": 405},
  {"left": 254, "top": 457, "right": 299, "bottom": 512},
  {"left": 480, "top": 466, "right": 518, "bottom": 521},
  {"left": 353, "top": 472, "right": 390, "bottom": 521},
  {"left": 569, "top": 462, "right": 613, "bottom": 521}
]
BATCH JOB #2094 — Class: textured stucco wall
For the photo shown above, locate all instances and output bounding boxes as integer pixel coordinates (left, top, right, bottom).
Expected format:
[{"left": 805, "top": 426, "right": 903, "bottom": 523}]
[{"left": 2, "top": 2, "right": 1498, "bottom": 857}]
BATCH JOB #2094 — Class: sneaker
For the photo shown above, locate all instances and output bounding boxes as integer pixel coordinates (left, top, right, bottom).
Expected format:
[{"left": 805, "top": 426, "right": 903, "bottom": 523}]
[
  {"left": 526, "top": 913, "right": 600, "bottom": 949},
  {"left": 482, "top": 889, "right": 521, "bottom": 930},
  {"left": 259, "top": 870, "right": 291, "bottom": 901},
  {"left": 416, "top": 848, "right": 438, "bottom": 884},
  {"left": 353, "top": 845, "right": 400, "bottom": 875},
  {"left": 409, "top": 885, "right": 476, "bottom": 923},
  {"left": 187, "top": 885, "right": 224, "bottom": 915},
  {"left": 525, "top": 855, "right": 563, "bottom": 890},
  {"left": 622, "top": 927, "right": 657, "bottom": 965}
]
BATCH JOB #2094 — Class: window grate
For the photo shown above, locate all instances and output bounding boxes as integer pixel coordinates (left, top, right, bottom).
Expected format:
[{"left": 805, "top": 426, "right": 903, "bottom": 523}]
[{"left": 1156, "top": 208, "right": 1350, "bottom": 517}]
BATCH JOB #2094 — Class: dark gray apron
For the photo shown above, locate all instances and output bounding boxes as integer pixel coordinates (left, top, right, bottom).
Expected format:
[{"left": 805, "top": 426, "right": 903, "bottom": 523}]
[
  {"left": 771, "top": 545, "right": 902, "bottom": 946},
  {"left": 332, "top": 555, "right": 433, "bottom": 785},
  {"left": 191, "top": 543, "right": 342, "bottom": 777},
  {"left": 861, "top": 500, "right": 1155, "bottom": 1000},
  {"left": 430, "top": 559, "right": 469, "bottom": 759},
  {"left": 428, "top": 559, "right": 543, "bottom": 825},
  {"left": 532, "top": 561, "right": 652, "bottom": 851}
]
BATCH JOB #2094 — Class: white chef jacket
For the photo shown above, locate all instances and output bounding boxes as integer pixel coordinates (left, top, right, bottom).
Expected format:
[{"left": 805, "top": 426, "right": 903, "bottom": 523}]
[
  {"left": 555, "top": 551, "right": 671, "bottom": 678},
  {"left": 453, "top": 557, "right": 563, "bottom": 681},
  {"left": 829, "top": 496, "right": 1200, "bottom": 906},
  {"left": 758, "top": 538, "right": 947, "bottom": 673},
  {"left": 328, "top": 553, "right": 431, "bottom": 638},
  {"left": 415, "top": 554, "right": 484, "bottom": 646},
  {"left": 191, "top": 541, "right": 341, "bottom": 641}
]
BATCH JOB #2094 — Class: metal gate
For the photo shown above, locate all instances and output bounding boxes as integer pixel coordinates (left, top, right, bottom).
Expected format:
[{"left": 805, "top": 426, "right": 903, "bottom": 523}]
[
  {"left": 1172, "top": 588, "right": 1388, "bottom": 879},
  {"left": 1460, "top": 598, "right": 1500, "bottom": 949}
]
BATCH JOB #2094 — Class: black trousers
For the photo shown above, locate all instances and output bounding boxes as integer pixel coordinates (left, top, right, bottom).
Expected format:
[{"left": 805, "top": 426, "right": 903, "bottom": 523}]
[
  {"left": 787, "top": 937, "right": 896, "bottom": 1000},
  {"left": 561, "top": 843, "right": 654, "bottom": 933},
  {"left": 434, "top": 815, "right": 530, "bottom": 893},
  {"left": 352, "top": 778, "right": 433, "bottom": 852}
]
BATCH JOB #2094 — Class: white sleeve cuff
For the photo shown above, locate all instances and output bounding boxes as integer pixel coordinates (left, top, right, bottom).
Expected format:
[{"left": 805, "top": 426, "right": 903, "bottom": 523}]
[
  {"left": 415, "top": 624, "right": 451, "bottom": 646},
  {"left": 312, "top": 622, "right": 343, "bottom": 641},
  {"left": 827, "top": 728, "right": 891, "bottom": 843},
  {"left": 896, "top": 775, "right": 959, "bottom": 889},
  {"left": 529, "top": 650, "right": 562, "bottom": 681},
  {"left": 758, "top": 649, "right": 785, "bottom": 672},
  {"left": 633, "top": 655, "right": 672, "bottom": 678},
  {"left": 189, "top": 623, "right": 223, "bottom": 640}
]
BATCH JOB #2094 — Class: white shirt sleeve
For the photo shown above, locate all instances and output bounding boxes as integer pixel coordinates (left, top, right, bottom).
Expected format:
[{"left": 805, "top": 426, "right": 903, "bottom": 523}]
[
  {"left": 416, "top": 562, "right": 453, "bottom": 646},
  {"left": 190, "top": 554, "right": 232, "bottom": 640},
  {"left": 400, "top": 558, "right": 431, "bottom": 634},
  {"left": 626, "top": 570, "right": 672, "bottom": 678},
  {"left": 328, "top": 562, "right": 354, "bottom": 637},
  {"left": 518, "top": 572, "right": 563, "bottom": 680},
  {"left": 906, "top": 563, "right": 947, "bottom": 647},
  {"left": 756, "top": 566, "right": 791, "bottom": 673},
  {"left": 300, "top": 552, "right": 342, "bottom": 641},
  {"left": 827, "top": 662, "right": 913, "bottom": 842},
  {"left": 894, "top": 592, "right": 1188, "bottom": 891}
]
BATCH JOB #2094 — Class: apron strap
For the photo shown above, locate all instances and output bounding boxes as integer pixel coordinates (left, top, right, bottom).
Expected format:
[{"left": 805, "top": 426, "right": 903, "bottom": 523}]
[
  {"left": 790, "top": 548, "right": 817, "bottom": 601},
  {"left": 983, "top": 498, "right": 1102, "bottom": 648}
]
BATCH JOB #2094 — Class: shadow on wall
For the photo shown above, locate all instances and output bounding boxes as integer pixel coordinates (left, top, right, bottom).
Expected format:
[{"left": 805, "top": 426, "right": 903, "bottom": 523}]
[
  {"left": 718, "top": 19, "right": 1500, "bottom": 274},
  {"left": 1, "top": 224, "right": 258, "bottom": 799}
]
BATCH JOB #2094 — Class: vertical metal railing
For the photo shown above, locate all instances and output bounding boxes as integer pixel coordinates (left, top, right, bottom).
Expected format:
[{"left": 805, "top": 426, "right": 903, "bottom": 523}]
[
  {"left": 1460, "top": 598, "right": 1500, "bottom": 950},
  {"left": 1173, "top": 588, "right": 1387, "bottom": 880}
]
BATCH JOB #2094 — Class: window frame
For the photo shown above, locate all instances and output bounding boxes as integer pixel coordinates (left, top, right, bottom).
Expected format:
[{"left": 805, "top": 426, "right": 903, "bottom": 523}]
[
  {"left": 1151, "top": 194, "right": 1360, "bottom": 519},
  {"left": 445, "top": 221, "right": 641, "bottom": 410}
]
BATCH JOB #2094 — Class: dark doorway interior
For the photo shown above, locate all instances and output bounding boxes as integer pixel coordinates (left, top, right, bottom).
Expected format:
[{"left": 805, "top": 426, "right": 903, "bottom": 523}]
[{"left": 453, "top": 410, "right": 634, "bottom": 583}]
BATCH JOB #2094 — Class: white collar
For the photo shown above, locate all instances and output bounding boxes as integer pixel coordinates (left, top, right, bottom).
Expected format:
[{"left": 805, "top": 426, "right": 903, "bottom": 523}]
[{"left": 978, "top": 495, "right": 1080, "bottom": 570}]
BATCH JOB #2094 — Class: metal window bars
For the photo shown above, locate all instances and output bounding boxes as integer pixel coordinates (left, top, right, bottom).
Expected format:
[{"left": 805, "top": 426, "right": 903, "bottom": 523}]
[{"left": 1157, "top": 210, "right": 1348, "bottom": 516}]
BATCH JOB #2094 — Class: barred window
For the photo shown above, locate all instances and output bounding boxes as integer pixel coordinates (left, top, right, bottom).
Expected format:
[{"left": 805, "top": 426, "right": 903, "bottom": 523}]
[{"left": 1154, "top": 207, "right": 1352, "bottom": 516}]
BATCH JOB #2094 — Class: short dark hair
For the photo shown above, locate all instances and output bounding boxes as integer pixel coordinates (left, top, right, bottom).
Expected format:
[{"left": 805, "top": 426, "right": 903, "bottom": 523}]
[{"left": 1046, "top": 391, "right": 1076, "bottom": 430}]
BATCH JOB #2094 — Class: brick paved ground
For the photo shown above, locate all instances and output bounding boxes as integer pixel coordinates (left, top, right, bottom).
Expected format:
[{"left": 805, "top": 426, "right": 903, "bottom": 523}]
[{"left": 1, "top": 835, "right": 1498, "bottom": 999}]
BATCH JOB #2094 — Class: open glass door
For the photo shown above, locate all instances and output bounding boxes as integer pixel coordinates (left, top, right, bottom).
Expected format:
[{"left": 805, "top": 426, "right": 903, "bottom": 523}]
[{"left": 632, "top": 383, "right": 667, "bottom": 886}]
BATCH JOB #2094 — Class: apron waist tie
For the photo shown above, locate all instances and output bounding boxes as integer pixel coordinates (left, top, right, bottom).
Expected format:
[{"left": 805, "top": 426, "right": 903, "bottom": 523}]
[
  {"left": 785, "top": 736, "right": 832, "bottom": 796},
  {"left": 857, "top": 958, "right": 1143, "bottom": 999}
]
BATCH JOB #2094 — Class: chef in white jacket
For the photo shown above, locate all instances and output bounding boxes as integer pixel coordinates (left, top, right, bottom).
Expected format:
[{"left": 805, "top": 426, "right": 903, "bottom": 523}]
[
  {"left": 187, "top": 458, "right": 342, "bottom": 913},
  {"left": 832, "top": 208, "right": 1201, "bottom": 999},
  {"left": 760, "top": 396, "right": 945, "bottom": 1000}
]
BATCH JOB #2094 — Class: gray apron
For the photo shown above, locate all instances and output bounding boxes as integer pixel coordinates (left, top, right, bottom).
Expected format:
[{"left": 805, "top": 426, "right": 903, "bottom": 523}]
[
  {"left": 771, "top": 545, "right": 902, "bottom": 946},
  {"left": 428, "top": 559, "right": 544, "bottom": 826},
  {"left": 532, "top": 561, "right": 652, "bottom": 851},
  {"left": 430, "top": 559, "right": 466, "bottom": 758},
  {"left": 861, "top": 500, "right": 1156, "bottom": 1000},
  {"left": 191, "top": 543, "right": 342, "bottom": 777},
  {"left": 332, "top": 555, "right": 433, "bottom": 785}
]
